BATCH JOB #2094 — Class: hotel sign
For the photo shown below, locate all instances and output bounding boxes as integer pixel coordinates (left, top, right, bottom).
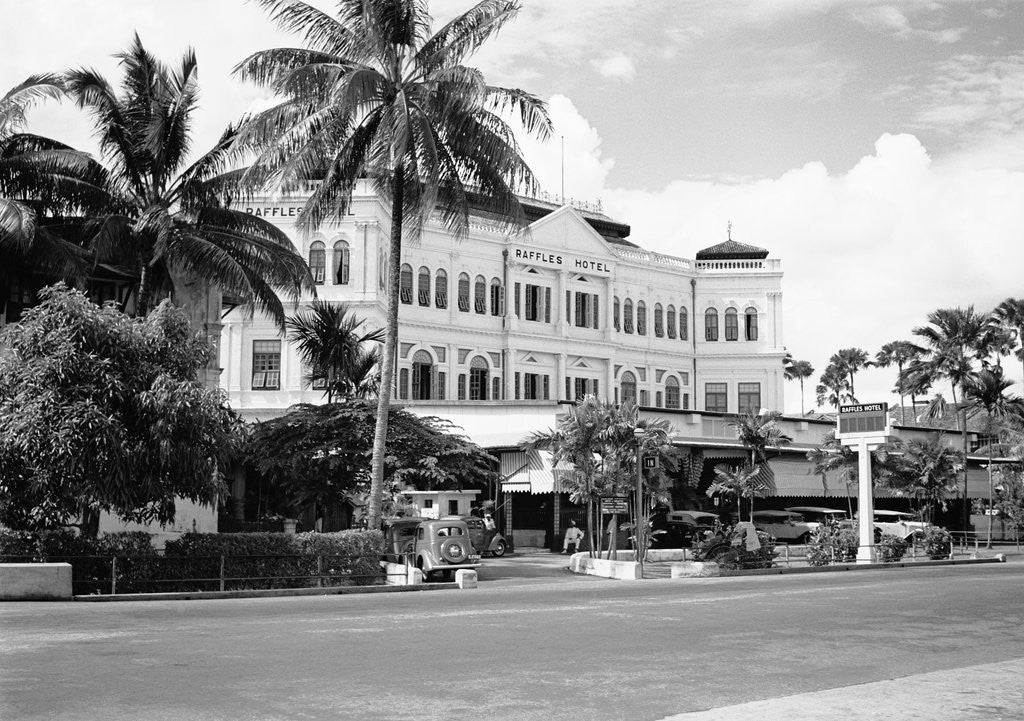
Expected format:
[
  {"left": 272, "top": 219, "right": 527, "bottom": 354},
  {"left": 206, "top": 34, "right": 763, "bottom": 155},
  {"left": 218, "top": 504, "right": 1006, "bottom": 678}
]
[
  {"left": 512, "top": 247, "right": 612, "bottom": 274},
  {"left": 837, "top": 402, "right": 889, "bottom": 437},
  {"left": 242, "top": 205, "right": 357, "bottom": 219}
]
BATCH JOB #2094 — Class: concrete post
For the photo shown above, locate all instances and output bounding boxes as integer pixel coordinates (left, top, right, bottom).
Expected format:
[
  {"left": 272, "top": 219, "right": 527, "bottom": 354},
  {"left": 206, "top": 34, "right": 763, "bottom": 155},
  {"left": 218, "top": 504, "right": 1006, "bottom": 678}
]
[{"left": 856, "top": 437, "right": 877, "bottom": 564}]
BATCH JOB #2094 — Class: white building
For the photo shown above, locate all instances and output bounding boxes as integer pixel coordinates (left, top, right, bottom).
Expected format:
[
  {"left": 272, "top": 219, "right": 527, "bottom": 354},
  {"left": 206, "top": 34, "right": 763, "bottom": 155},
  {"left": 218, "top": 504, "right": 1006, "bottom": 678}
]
[{"left": 221, "top": 181, "right": 786, "bottom": 419}]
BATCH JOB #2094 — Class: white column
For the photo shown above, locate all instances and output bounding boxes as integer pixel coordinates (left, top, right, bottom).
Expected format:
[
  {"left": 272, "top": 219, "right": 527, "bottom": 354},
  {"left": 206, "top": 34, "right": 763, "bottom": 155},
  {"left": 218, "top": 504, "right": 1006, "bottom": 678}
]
[
  {"left": 556, "top": 353, "right": 567, "bottom": 401},
  {"left": 605, "top": 357, "right": 615, "bottom": 402},
  {"left": 856, "top": 437, "right": 877, "bottom": 564},
  {"left": 507, "top": 348, "right": 517, "bottom": 400},
  {"left": 557, "top": 270, "right": 568, "bottom": 337},
  {"left": 604, "top": 276, "right": 614, "bottom": 341}
]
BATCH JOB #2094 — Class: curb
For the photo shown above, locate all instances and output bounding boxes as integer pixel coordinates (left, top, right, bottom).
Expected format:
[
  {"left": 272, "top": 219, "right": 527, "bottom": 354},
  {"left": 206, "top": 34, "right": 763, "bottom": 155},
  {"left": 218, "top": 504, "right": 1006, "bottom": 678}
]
[
  {"left": 718, "top": 556, "right": 1003, "bottom": 578},
  {"left": 74, "top": 582, "right": 458, "bottom": 602}
]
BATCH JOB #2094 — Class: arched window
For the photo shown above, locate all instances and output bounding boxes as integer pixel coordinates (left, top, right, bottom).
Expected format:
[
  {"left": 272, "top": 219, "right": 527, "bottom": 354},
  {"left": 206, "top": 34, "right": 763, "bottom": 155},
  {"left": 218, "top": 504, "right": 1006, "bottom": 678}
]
[
  {"left": 680, "top": 306, "right": 688, "bottom": 341},
  {"left": 333, "top": 240, "right": 350, "bottom": 284},
  {"left": 474, "top": 275, "right": 486, "bottom": 314},
  {"left": 435, "top": 269, "right": 448, "bottom": 308},
  {"left": 309, "top": 241, "right": 326, "bottom": 284},
  {"left": 665, "top": 376, "right": 681, "bottom": 409},
  {"left": 620, "top": 371, "right": 637, "bottom": 403},
  {"left": 636, "top": 301, "right": 647, "bottom": 335},
  {"left": 654, "top": 304, "right": 664, "bottom": 338},
  {"left": 411, "top": 350, "right": 433, "bottom": 400},
  {"left": 469, "top": 356, "right": 489, "bottom": 401},
  {"left": 745, "top": 307, "right": 758, "bottom": 341},
  {"left": 623, "top": 299, "right": 634, "bottom": 334},
  {"left": 457, "top": 273, "right": 470, "bottom": 312},
  {"left": 613, "top": 297, "right": 621, "bottom": 331},
  {"left": 399, "top": 264, "right": 413, "bottom": 304},
  {"left": 490, "top": 278, "right": 503, "bottom": 316},
  {"left": 704, "top": 308, "right": 718, "bottom": 341},
  {"left": 417, "top": 266, "right": 431, "bottom": 306},
  {"left": 725, "top": 308, "right": 738, "bottom": 341},
  {"left": 666, "top": 305, "right": 677, "bottom": 339}
]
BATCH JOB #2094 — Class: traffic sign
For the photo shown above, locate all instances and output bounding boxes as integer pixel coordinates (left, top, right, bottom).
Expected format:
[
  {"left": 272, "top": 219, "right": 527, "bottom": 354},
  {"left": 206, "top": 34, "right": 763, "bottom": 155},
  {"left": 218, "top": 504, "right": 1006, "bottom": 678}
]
[{"left": 642, "top": 455, "right": 659, "bottom": 469}]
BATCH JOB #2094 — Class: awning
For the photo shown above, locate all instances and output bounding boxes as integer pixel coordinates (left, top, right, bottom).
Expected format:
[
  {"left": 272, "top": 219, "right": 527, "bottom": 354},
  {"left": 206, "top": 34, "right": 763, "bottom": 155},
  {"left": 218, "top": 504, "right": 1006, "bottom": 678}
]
[
  {"left": 500, "top": 450, "right": 572, "bottom": 494},
  {"left": 767, "top": 458, "right": 995, "bottom": 499}
]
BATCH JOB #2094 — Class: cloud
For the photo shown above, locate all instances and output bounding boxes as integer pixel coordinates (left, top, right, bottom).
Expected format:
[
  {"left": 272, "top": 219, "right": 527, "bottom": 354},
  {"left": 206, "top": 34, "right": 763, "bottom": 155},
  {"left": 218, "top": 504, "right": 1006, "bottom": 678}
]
[
  {"left": 593, "top": 53, "right": 637, "bottom": 82},
  {"left": 516, "top": 99, "right": 1024, "bottom": 409}
]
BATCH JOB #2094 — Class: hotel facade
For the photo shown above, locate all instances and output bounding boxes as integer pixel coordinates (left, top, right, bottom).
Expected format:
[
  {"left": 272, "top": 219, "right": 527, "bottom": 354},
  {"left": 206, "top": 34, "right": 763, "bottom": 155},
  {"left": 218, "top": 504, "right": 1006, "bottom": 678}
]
[{"left": 221, "top": 181, "right": 787, "bottom": 421}]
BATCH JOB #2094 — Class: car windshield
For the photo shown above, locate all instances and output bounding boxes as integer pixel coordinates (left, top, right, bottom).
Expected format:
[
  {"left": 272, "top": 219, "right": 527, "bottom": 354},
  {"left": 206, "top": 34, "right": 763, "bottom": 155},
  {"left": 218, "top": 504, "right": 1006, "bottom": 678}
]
[{"left": 435, "top": 527, "right": 464, "bottom": 537}]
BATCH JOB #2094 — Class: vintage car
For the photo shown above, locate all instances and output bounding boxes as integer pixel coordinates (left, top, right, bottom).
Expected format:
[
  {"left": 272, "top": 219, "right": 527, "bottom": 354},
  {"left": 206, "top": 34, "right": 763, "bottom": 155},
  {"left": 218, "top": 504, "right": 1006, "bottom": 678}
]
[
  {"left": 870, "top": 510, "right": 929, "bottom": 542},
  {"left": 458, "top": 515, "right": 509, "bottom": 557},
  {"left": 412, "top": 518, "right": 481, "bottom": 580},
  {"left": 383, "top": 516, "right": 427, "bottom": 563},
  {"left": 653, "top": 510, "right": 721, "bottom": 548},
  {"left": 784, "top": 506, "right": 849, "bottom": 526},
  {"left": 751, "top": 510, "right": 816, "bottom": 544}
]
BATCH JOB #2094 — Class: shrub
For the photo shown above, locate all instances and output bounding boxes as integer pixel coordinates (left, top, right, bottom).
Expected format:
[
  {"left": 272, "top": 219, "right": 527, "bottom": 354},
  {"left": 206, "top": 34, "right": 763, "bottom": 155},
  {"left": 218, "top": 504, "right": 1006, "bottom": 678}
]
[
  {"left": 876, "top": 533, "right": 908, "bottom": 563},
  {"left": 806, "top": 524, "right": 858, "bottom": 566},
  {"left": 920, "top": 526, "right": 952, "bottom": 560},
  {"left": 691, "top": 526, "right": 776, "bottom": 570}
]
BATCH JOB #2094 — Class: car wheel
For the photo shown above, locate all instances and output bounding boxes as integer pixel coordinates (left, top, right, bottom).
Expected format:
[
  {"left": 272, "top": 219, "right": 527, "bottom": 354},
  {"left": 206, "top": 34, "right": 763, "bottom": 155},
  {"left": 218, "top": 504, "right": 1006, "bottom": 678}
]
[
  {"left": 440, "top": 540, "right": 467, "bottom": 563},
  {"left": 492, "top": 539, "right": 507, "bottom": 557},
  {"left": 705, "top": 545, "right": 736, "bottom": 565}
]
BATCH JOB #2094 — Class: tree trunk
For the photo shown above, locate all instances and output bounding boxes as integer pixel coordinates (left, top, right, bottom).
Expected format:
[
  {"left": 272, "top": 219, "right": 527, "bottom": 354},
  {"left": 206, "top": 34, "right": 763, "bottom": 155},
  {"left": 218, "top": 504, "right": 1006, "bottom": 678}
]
[
  {"left": 168, "top": 268, "right": 223, "bottom": 389},
  {"left": 137, "top": 262, "right": 151, "bottom": 317},
  {"left": 585, "top": 498, "right": 594, "bottom": 558},
  {"left": 960, "top": 406, "right": 970, "bottom": 532},
  {"left": 799, "top": 379, "right": 805, "bottom": 416},
  {"left": 367, "top": 167, "right": 404, "bottom": 530}
]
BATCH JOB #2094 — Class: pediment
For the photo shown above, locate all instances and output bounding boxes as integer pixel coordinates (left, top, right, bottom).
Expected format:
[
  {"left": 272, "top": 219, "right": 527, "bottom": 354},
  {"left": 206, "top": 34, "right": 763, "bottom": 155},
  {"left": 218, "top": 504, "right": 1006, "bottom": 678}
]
[{"left": 514, "top": 206, "right": 619, "bottom": 262}]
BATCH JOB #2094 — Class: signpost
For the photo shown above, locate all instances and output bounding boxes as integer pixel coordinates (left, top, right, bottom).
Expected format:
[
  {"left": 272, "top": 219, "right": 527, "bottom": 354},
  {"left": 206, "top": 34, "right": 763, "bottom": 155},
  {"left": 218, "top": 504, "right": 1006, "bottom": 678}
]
[
  {"left": 601, "top": 496, "right": 629, "bottom": 515},
  {"left": 837, "top": 402, "right": 894, "bottom": 564}
]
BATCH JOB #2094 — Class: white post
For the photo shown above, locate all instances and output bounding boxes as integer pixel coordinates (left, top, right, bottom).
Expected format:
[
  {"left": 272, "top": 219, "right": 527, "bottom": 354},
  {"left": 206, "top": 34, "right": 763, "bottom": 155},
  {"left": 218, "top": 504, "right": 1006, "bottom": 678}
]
[{"left": 856, "top": 437, "right": 876, "bottom": 564}]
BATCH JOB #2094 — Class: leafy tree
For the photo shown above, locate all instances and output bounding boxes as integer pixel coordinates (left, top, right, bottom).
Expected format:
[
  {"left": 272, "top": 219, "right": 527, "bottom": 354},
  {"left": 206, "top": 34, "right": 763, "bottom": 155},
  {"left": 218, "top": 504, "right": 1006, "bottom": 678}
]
[
  {"left": 875, "top": 434, "right": 964, "bottom": 523},
  {"left": 236, "top": 0, "right": 552, "bottom": 528},
  {"left": 815, "top": 363, "right": 851, "bottom": 411},
  {"left": 287, "top": 300, "right": 383, "bottom": 402},
  {"left": 875, "top": 340, "right": 923, "bottom": 424},
  {"left": 783, "top": 359, "right": 814, "bottom": 416},
  {"left": 707, "top": 464, "right": 770, "bottom": 523},
  {"left": 61, "top": 36, "right": 312, "bottom": 348},
  {"left": 829, "top": 347, "right": 872, "bottom": 398},
  {"left": 0, "top": 285, "right": 242, "bottom": 535},
  {"left": 806, "top": 431, "right": 859, "bottom": 518},
  {"left": 246, "top": 400, "right": 498, "bottom": 519}
]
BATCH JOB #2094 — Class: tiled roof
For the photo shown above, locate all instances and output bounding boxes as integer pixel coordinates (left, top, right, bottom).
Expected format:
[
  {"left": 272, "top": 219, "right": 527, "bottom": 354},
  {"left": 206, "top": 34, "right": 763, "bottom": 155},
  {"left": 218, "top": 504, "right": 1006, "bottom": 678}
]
[{"left": 695, "top": 239, "right": 769, "bottom": 260}]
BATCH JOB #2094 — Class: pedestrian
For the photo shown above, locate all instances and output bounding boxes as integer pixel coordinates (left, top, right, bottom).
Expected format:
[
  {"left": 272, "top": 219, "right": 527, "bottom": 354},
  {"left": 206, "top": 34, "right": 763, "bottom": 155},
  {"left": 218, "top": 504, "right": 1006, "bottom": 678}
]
[
  {"left": 562, "top": 520, "right": 584, "bottom": 554},
  {"left": 483, "top": 512, "right": 497, "bottom": 551}
]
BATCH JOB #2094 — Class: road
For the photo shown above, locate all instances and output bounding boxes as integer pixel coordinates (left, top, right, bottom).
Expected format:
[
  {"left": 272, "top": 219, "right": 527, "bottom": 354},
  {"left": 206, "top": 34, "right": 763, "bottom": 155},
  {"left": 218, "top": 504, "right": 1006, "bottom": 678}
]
[{"left": 2, "top": 558, "right": 1024, "bottom": 720}]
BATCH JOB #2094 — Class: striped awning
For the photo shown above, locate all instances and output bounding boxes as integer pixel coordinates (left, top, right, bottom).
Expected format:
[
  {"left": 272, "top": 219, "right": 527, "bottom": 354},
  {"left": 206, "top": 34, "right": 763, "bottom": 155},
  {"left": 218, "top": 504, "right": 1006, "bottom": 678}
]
[
  {"left": 500, "top": 450, "right": 572, "bottom": 494},
  {"left": 767, "top": 457, "right": 995, "bottom": 499}
]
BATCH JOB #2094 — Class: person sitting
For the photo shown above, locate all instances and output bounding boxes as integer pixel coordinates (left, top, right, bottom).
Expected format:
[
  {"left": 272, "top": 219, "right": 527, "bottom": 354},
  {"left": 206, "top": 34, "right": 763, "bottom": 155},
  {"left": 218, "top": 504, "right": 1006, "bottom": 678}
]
[{"left": 562, "top": 520, "right": 584, "bottom": 554}]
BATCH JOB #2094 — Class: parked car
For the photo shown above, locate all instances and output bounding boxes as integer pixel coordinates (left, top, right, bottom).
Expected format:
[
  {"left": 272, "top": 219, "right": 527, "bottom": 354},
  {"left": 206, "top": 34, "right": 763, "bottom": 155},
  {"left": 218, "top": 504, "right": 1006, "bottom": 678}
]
[
  {"left": 653, "top": 510, "right": 721, "bottom": 548},
  {"left": 383, "top": 516, "right": 427, "bottom": 563},
  {"left": 784, "top": 506, "right": 849, "bottom": 526},
  {"left": 751, "top": 510, "right": 816, "bottom": 544},
  {"left": 413, "top": 518, "right": 481, "bottom": 580},
  {"left": 459, "top": 515, "right": 509, "bottom": 557},
  {"left": 870, "top": 510, "right": 929, "bottom": 542}
]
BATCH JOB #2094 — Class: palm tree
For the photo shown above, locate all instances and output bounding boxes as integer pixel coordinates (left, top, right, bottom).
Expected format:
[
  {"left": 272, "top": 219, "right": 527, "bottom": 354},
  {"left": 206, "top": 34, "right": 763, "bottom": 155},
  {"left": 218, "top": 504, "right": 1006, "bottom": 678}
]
[
  {"left": 875, "top": 341, "right": 923, "bottom": 425},
  {"left": 707, "top": 464, "right": 767, "bottom": 524},
  {"left": 876, "top": 434, "right": 963, "bottom": 524},
  {"left": 829, "top": 348, "right": 872, "bottom": 398},
  {"left": 0, "top": 74, "right": 97, "bottom": 286},
  {"left": 913, "top": 306, "right": 989, "bottom": 529},
  {"left": 806, "top": 431, "right": 859, "bottom": 518},
  {"left": 816, "top": 363, "right": 851, "bottom": 411},
  {"left": 961, "top": 368, "right": 1024, "bottom": 546},
  {"left": 287, "top": 300, "right": 384, "bottom": 402},
  {"left": 994, "top": 298, "right": 1024, "bottom": 387},
  {"left": 727, "top": 409, "right": 792, "bottom": 520},
  {"left": 59, "top": 36, "right": 312, "bottom": 369},
  {"left": 237, "top": 0, "right": 552, "bottom": 528},
  {"left": 783, "top": 359, "right": 814, "bottom": 416}
]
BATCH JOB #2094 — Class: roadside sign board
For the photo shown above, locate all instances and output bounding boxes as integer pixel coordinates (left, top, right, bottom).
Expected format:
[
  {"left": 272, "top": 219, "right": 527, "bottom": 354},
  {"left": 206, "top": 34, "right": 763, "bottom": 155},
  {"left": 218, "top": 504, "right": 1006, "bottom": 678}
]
[
  {"left": 642, "top": 455, "right": 659, "bottom": 469},
  {"left": 601, "top": 496, "right": 629, "bottom": 514},
  {"left": 837, "top": 402, "right": 890, "bottom": 438}
]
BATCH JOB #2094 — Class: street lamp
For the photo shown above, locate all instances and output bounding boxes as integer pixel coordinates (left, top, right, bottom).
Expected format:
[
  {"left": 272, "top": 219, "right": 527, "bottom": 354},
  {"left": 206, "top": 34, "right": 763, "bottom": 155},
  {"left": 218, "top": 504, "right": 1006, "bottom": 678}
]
[{"left": 633, "top": 426, "right": 645, "bottom": 577}]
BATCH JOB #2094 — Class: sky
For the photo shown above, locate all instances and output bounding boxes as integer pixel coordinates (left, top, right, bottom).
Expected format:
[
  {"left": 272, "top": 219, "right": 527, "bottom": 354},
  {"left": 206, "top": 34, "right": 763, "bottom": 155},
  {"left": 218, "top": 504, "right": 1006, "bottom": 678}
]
[{"left": 3, "top": 0, "right": 1024, "bottom": 414}]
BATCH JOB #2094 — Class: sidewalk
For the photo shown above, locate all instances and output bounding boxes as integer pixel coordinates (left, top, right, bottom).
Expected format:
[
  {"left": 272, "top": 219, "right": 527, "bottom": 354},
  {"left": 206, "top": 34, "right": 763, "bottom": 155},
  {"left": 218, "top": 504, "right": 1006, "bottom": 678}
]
[{"left": 662, "top": 657, "right": 1024, "bottom": 720}]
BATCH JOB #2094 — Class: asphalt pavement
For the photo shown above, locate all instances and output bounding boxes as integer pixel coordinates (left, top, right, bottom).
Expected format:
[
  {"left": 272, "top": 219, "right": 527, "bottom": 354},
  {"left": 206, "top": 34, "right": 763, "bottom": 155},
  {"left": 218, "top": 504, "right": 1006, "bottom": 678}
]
[{"left": 3, "top": 552, "right": 1024, "bottom": 720}]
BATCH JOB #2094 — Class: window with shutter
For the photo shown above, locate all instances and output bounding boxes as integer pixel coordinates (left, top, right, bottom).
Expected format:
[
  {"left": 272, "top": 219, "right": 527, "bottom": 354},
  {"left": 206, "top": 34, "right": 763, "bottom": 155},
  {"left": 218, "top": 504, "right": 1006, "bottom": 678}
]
[
  {"left": 252, "top": 340, "right": 281, "bottom": 390},
  {"left": 544, "top": 287, "right": 551, "bottom": 323}
]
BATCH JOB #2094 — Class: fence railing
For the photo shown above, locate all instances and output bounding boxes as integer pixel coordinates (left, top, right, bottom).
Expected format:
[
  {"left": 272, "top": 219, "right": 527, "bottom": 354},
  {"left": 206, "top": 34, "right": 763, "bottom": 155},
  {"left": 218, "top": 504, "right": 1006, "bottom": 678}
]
[{"left": 0, "top": 554, "right": 404, "bottom": 596}]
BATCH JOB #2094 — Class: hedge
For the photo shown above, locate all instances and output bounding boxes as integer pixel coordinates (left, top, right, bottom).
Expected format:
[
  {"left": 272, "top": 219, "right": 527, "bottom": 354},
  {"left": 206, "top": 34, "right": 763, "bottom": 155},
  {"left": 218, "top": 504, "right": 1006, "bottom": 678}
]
[{"left": 0, "top": 529, "right": 384, "bottom": 594}]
